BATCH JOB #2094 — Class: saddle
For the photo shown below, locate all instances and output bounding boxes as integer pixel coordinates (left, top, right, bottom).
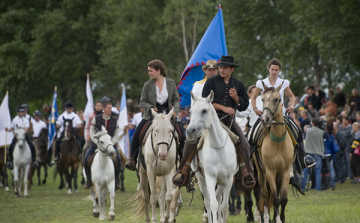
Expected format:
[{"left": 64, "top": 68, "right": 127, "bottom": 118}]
[
  {"left": 86, "top": 149, "right": 119, "bottom": 169},
  {"left": 139, "top": 119, "right": 181, "bottom": 147}
]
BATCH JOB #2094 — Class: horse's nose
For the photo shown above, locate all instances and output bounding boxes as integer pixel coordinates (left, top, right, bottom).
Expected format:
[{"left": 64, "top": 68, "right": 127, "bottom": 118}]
[{"left": 159, "top": 152, "right": 167, "bottom": 160}]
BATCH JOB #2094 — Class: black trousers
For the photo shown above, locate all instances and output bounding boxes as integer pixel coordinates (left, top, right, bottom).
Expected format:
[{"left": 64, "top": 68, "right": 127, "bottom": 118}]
[{"left": 8, "top": 135, "right": 36, "bottom": 162}]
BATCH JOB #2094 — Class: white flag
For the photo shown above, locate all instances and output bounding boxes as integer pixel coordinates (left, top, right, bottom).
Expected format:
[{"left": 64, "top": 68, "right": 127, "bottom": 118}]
[
  {"left": 0, "top": 93, "right": 13, "bottom": 147},
  {"left": 118, "top": 87, "right": 129, "bottom": 158},
  {"left": 83, "top": 75, "right": 94, "bottom": 138}
]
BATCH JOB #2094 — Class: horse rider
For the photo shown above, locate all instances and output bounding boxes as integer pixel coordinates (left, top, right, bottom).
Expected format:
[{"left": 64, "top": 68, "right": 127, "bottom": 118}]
[
  {"left": 83, "top": 99, "right": 103, "bottom": 152},
  {"left": 83, "top": 97, "right": 122, "bottom": 190},
  {"left": 54, "top": 101, "right": 83, "bottom": 162},
  {"left": 124, "top": 59, "right": 190, "bottom": 190},
  {"left": 32, "top": 110, "right": 53, "bottom": 166},
  {"left": 250, "top": 58, "right": 316, "bottom": 194},
  {"left": 173, "top": 56, "right": 256, "bottom": 192},
  {"left": 21, "top": 103, "right": 34, "bottom": 137},
  {"left": 5, "top": 106, "right": 39, "bottom": 169}
]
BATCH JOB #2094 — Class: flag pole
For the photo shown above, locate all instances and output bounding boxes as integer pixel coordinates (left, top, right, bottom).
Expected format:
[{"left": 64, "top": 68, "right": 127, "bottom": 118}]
[
  {"left": 52, "top": 86, "right": 57, "bottom": 161},
  {"left": 123, "top": 85, "right": 130, "bottom": 159},
  {"left": 4, "top": 91, "right": 8, "bottom": 165}
]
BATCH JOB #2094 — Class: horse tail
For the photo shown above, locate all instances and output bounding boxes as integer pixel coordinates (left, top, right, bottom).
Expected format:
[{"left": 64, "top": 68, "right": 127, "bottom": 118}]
[
  {"left": 267, "top": 190, "right": 273, "bottom": 211},
  {"left": 125, "top": 187, "right": 146, "bottom": 221}
]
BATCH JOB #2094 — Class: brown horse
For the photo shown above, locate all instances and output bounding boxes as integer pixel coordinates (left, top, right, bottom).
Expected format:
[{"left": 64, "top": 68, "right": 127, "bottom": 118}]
[
  {"left": 254, "top": 82, "right": 293, "bottom": 223},
  {"left": 0, "top": 146, "right": 10, "bottom": 191},
  {"left": 34, "top": 128, "right": 49, "bottom": 186},
  {"left": 56, "top": 118, "right": 81, "bottom": 194}
]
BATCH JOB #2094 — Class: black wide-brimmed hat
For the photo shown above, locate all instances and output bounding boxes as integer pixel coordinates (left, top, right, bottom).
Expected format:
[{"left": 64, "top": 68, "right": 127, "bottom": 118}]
[{"left": 216, "top": 56, "right": 239, "bottom": 67}]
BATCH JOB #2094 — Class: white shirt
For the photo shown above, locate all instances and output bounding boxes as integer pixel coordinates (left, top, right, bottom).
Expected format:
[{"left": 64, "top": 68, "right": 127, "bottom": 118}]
[
  {"left": 131, "top": 112, "right": 142, "bottom": 127},
  {"left": 256, "top": 77, "right": 290, "bottom": 114},
  {"left": 56, "top": 111, "right": 82, "bottom": 137},
  {"left": 11, "top": 116, "right": 30, "bottom": 130},
  {"left": 237, "top": 97, "right": 262, "bottom": 127},
  {"left": 191, "top": 81, "right": 205, "bottom": 105},
  {"left": 156, "top": 80, "right": 168, "bottom": 105},
  {"left": 31, "top": 119, "right": 47, "bottom": 138}
]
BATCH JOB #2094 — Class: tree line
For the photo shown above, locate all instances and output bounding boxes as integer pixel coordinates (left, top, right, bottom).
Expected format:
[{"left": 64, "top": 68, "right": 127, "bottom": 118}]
[{"left": 1, "top": 0, "right": 359, "bottom": 114}]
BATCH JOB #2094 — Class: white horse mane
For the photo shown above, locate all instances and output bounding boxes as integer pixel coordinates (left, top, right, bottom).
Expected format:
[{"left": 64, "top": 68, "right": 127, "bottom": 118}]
[{"left": 94, "top": 126, "right": 108, "bottom": 138}]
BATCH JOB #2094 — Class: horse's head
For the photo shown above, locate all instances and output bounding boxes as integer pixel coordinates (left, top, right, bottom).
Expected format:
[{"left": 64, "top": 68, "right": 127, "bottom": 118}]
[
  {"left": 93, "top": 126, "right": 116, "bottom": 157},
  {"left": 151, "top": 108, "right": 175, "bottom": 160},
  {"left": 186, "top": 90, "right": 214, "bottom": 140},
  {"left": 261, "top": 81, "right": 283, "bottom": 127},
  {"left": 63, "top": 117, "right": 75, "bottom": 140},
  {"left": 15, "top": 125, "right": 26, "bottom": 149}
]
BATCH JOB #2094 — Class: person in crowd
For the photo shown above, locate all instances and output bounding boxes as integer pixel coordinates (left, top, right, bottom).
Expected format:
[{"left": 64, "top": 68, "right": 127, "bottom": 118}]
[
  {"left": 294, "top": 96, "right": 305, "bottom": 115},
  {"left": 83, "top": 98, "right": 122, "bottom": 190},
  {"left": 350, "top": 122, "right": 360, "bottom": 183},
  {"left": 322, "top": 122, "right": 337, "bottom": 190},
  {"left": 290, "top": 111, "right": 301, "bottom": 129},
  {"left": 307, "top": 102, "right": 319, "bottom": 120},
  {"left": 302, "top": 118, "right": 329, "bottom": 191},
  {"left": 174, "top": 56, "right": 255, "bottom": 193},
  {"left": 319, "top": 97, "right": 337, "bottom": 117},
  {"left": 190, "top": 60, "right": 218, "bottom": 105},
  {"left": 306, "top": 86, "right": 318, "bottom": 109},
  {"left": 300, "top": 110, "right": 311, "bottom": 132},
  {"left": 5, "top": 106, "right": 39, "bottom": 169},
  {"left": 236, "top": 85, "right": 262, "bottom": 132},
  {"left": 250, "top": 58, "right": 315, "bottom": 194},
  {"left": 300, "top": 87, "right": 309, "bottom": 107},
  {"left": 356, "top": 111, "right": 360, "bottom": 123},
  {"left": 84, "top": 100, "right": 103, "bottom": 151},
  {"left": 348, "top": 89, "right": 360, "bottom": 123},
  {"left": 328, "top": 88, "right": 335, "bottom": 101},
  {"left": 21, "top": 103, "right": 34, "bottom": 137},
  {"left": 124, "top": 59, "right": 189, "bottom": 190},
  {"left": 128, "top": 106, "right": 145, "bottom": 131},
  {"left": 336, "top": 116, "right": 353, "bottom": 183},
  {"left": 334, "top": 84, "right": 346, "bottom": 114},
  {"left": 54, "top": 102, "right": 83, "bottom": 162}
]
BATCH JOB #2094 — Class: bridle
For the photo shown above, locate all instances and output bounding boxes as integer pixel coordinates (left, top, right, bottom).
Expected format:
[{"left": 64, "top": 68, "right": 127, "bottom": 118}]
[
  {"left": 263, "top": 98, "right": 286, "bottom": 125},
  {"left": 150, "top": 127, "right": 175, "bottom": 158},
  {"left": 96, "top": 134, "right": 113, "bottom": 156}
]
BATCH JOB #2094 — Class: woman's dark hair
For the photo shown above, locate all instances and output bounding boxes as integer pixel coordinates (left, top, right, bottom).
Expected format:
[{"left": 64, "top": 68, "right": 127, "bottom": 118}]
[
  {"left": 148, "top": 59, "right": 167, "bottom": 77},
  {"left": 326, "top": 122, "right": 333, "bottom": 135},
  {"left": 267, "top": 59, "right": 282, "bottom": 70}
]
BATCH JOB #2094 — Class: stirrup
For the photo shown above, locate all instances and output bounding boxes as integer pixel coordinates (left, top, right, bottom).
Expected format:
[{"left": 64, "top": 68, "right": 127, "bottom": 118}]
[
  {"left": 6, "top": 162, "right": 13, "bottom": 170},
  {"left": 304, "top": 155, "right": 316, "bottom": 168}
]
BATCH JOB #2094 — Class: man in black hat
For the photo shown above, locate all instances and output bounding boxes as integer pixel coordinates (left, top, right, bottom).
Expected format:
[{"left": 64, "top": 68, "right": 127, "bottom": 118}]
[
  {"left": 5, "top": 106, "right": 39, "bottom": 169},
  {"left": 83, "top": 96, "right": 122, "bottom": 190},
  {"left": 54, "top": 101, "right": 83, "bottom": 162},
  {"left": 173, "top": 56, "right": 255, "bottom": 192}
]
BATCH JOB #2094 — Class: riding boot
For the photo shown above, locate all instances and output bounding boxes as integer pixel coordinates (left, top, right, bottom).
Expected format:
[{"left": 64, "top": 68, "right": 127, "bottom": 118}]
[
  {"left": 173, "top": 138, "right": 199, "bottom": 187},
  {"left": 125, "top": 146, "right": 139, "bottom": 171},
  {"left": 114, "top": 167, "right": 122, "bottom": 190},
  {"left": 235, "top": 141, "right": 256, "bottom": 192},
  {"left": 48, "top": 147, "right": 54, "bottom": 167},
  {"left": 6, "top": 138, "right": 17, "bottom": 170},
  {"left": 26, "top": 136, "right": 39, "bottom": 168},
  {"left": 298, "top": 142, "right": 316, "bottom": 168},
  {"left": 84, "top": 164, "right": 92, "bottom": 189},
  {"left": 289, "top": 173, "right": 305, "bottom": 195},
  {"left": 54, "top": 140, "right": 62, "bottom": 162}
]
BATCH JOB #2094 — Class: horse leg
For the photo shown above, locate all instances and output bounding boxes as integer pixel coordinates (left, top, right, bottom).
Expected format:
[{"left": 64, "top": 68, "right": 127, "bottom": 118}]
[
  {"left": 244, "top": 189, "right": 254, "bottom": 222},
  {"left": 95, "top": 184, "right": 106, "bottom": 220},
  {"left": 24, "top": 164, "right": 30, "bottom": 197},
  {"left": 164, "top": 173, "right": 174, "bottom": 223},
  {"left": 37, "top": 165, "right": 41, "bottom": 186},
  {"left": 205, "top": 175, "right": 219, "bottom": 223},
  {"left": 169, "top": 185, "right": 180, "bottom": 222},
  {"left": 279, "top": 173, "right": 290, "bottom": 223},
  {"left": 5, "top": 167, "right": 9, "bottom": 192},
  {"left": 90, "top": 186, "right": 99, "bottom": 217},
  {"left": 229, "top": 183, "right": 236, "bottom": 216},
  {"left": 147, "top": 168, "right": 158, "bottom": 223},
  {"left": 43, "top": 165, "right": 48, "bottom": 185},
  {"left": 197, "top": 175, "right": 211, "bottom": 223},
  {"left": 220, "top": 183, "right": 232, "bottom": 223},
  {"left": 73, "top": 165, "right": 79, "bottom": 192},
  {"left": 13, "top": 166, "right": 19, "bottom": 197},
  {"left": 64, "top": 168, "right": 72, "bottom": 194},
  {"left": 266, "top": 171, "right": 280, "bottom": 223},
  {"left": 158, "top": 176, "right": 166, "bottom": 223},
  {"left": 107, "top": 176, "right": 116, "bottom": 220},
  {"left": 120, "top": 168, "right": 125, "bottom": 192},
  {"left": 236, "top": 191, "right": 241, "bottom": 215}
]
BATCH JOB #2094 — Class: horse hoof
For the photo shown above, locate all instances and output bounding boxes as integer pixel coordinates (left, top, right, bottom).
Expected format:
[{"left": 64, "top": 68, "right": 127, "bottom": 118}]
[
  {"left": 5, "top": 187, "right": 10, "bottom": 192},
  {"left": 42, "top": 180, "right": 46, "bottom": 185},
  {"left": 25, "top": 195, "right": 29, "bottom": 198},
  {"left": 93, "top": 212, "right": 99, "bottom": 218},
  {"left": 67, "top": 189, "right": 72, "bottom": 194},
  {"left": 74, "top": 190, "right": 79, "bottom": 193},
  {"left": 108, "top": 215, "right": 115, "bottom": 221}
]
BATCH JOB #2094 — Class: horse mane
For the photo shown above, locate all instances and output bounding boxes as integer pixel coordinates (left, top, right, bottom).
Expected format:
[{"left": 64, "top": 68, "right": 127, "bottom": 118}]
[
  {"left": 263, "top": 87, "right": 276, "bottom": 94},
  {"left": 40, "top": 128, "right": 48, "bottom": 137},
  {"left": 94, "top": 127, "right": 108, "bottom": 138},
  {"left": 147, "top": 112, "right": 168, "bottom": 133}
]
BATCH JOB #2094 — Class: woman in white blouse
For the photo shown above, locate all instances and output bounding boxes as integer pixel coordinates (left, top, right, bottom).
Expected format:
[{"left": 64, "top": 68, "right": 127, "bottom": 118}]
[
  {"left": 125, "top": 59, "right": 181, "bottom": 171},
  {"left": 250, "top": 59, "right": 315, "bottom": 195}
]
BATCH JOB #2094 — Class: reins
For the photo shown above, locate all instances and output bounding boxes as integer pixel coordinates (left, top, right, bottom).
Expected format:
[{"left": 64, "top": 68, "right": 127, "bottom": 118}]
[{"left": 150, "top": 127, "right": 175, "bottom": 161}]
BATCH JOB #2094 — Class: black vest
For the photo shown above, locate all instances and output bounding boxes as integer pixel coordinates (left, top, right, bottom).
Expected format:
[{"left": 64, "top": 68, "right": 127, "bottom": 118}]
[{"left": 94, "top": 114, "right": 117, "bottom": 138}]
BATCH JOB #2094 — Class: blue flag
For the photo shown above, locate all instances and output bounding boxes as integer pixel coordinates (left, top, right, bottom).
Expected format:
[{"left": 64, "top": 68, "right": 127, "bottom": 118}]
[
  {"left": 48, "top": 88, "right": 59, "bottom": 150},
  {"left": 177, "top": 6, "right": 228, "bottom": 107}
]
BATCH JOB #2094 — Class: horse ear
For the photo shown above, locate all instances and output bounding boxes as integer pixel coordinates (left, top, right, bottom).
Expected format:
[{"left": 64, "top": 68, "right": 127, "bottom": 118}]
[
  {"left": 276, "top": 81, "right": 284, "bottom": 92},
  {"left": 206, "top": 90, "right": 214, "bottom": 103},
  {"left": 262, "top": 81, "right": 269, "bottom": 91},
  {"left": 191, "top": 91, "right": 198, "bottom": 103},
  {"left": 167, "top": 108, "right": 174, "bottom": 120},
  {"left": 101, "top": 126, "right": 107, "bottom": 133},
  {"left": 151, "top": 108, "right": 158, "bottom": 119}
]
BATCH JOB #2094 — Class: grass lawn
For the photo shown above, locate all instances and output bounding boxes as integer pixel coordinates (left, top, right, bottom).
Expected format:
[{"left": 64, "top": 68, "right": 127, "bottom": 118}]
[{"left": 0, "top": 167, "right": 359, "bottom": 223}]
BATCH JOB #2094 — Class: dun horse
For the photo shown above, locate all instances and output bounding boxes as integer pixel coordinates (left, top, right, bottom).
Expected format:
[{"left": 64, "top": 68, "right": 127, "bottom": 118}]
[
  {"left": 253, "top": 82, "right": 293, "bottom": 223},
  {"left": 34, "top": 128, "right": 49, "bottom": 186},
  {"left": 131, "top": 108, "right": 177, "bottom": 223},
  {"left": 187, "top": 91, "right": 237, "bottom": 223},
  {"left": 56, "top": 118, "right": 81, "bottom": 194},
  {"left": 12, "top": 126, "right": 32, "bottom": 197}
]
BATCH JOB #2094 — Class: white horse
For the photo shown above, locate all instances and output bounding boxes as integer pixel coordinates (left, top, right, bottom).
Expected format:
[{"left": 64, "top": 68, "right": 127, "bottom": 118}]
[
  {"left": 83, "top": 126, "right": 116, "bottom": 221},
  {"left": 187, "top": 91, "right": 237, "bottom": 223},
  {"left": 133, "top": 108, "right": 177, "bottom": 223},
  {"left": 13, "top": 126, "right": 32, "bottom": 197}
]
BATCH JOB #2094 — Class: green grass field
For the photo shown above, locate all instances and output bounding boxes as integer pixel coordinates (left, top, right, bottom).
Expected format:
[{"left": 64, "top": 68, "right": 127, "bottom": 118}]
[{"left": 0, "top": 168, "right": 359, "bottom": 223}]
